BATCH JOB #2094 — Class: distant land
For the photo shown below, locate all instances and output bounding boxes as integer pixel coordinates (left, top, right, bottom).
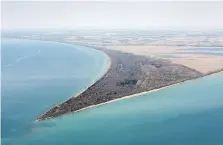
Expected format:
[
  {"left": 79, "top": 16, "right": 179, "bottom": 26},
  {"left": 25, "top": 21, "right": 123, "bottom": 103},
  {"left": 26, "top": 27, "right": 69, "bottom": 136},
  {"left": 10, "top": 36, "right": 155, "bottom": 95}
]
[
  {"left": 3, "top": 30, "right": 223, "bottom": 73},
  {"left": 2, "top": 30, "right": 223, "bottom": 120}
]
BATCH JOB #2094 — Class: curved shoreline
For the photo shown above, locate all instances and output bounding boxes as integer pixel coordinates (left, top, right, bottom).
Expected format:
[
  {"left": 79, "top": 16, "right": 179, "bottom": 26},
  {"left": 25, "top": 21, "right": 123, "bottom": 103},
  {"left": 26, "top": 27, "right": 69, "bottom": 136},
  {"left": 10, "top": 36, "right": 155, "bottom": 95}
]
[
  {"left": 7, "top": 38, "right": 221, "bottom": 121},
  {"left": 4, "top": 38, "right": 113, "bottom": 115},
  {"left": 37, "top": 44, "right": 208, "bottom": 120},
  {"left": 36, "top": 55, "right": 112, "bottom": 121},
  {"left": 38, "top": 68, "right": 222, "bottom": 121}
]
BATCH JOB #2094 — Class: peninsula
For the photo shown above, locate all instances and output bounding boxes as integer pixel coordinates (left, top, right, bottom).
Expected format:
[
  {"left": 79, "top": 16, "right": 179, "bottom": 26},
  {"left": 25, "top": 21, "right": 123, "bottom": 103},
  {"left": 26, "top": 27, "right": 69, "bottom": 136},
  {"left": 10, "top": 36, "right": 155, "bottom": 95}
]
[
  {"left": 3, "top": 30, "right": 222, "bottom": 121},
  {"left": 37, "top": 48, "right": 203, "bottom": 120}
]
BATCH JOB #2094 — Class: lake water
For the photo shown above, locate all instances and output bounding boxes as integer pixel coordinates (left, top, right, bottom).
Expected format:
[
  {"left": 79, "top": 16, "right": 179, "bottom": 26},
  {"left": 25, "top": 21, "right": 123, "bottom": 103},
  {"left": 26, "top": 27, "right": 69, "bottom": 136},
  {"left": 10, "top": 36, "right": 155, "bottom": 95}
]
[{"left": 2, "top": 40, "right": 223, "bottom": 145}]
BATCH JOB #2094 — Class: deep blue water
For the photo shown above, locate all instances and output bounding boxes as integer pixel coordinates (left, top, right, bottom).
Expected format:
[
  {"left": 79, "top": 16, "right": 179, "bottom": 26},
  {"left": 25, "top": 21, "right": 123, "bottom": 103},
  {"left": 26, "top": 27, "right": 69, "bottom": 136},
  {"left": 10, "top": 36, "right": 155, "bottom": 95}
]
[{"left": 2, "top": 39, "right": 223, "bottom": 145}]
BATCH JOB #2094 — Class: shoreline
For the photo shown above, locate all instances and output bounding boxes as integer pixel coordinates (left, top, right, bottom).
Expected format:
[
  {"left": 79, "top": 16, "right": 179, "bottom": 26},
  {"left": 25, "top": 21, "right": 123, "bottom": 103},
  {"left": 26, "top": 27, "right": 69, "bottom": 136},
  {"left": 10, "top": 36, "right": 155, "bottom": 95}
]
[
  {"left": 37, "top": 43, "right": 205, "bottom": 121},
  {"left": 6, "top": 38, "right": 221, "bottom": 121},
  {"left": 5, "top": 38, "right": 112, "bottom": 115},
  {"left": 61, "top": 68, "right": 223, "bottom": 113},
  {"left": 37, "top": 68, "right": 222, "bottom": 121},
  {"left": 35, "top": 42, "right": 113, "bottom": 121}
]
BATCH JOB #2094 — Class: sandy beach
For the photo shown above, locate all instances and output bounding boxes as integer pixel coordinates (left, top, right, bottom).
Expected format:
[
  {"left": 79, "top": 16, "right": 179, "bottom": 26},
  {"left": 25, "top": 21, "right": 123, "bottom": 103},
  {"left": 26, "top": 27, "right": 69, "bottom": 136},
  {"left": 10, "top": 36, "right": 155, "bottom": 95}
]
[
  {"left": 37, "top": 46, "right": 202, "bottom": 120},
  {"left": 16, "top": 36, "right": 222, "bottom": 121},
  {"left": 11, "top": 38, "right": 221, "bottom": 121},
  {"left": 38, "top": 67, "right": 222, "bottom": 121}
]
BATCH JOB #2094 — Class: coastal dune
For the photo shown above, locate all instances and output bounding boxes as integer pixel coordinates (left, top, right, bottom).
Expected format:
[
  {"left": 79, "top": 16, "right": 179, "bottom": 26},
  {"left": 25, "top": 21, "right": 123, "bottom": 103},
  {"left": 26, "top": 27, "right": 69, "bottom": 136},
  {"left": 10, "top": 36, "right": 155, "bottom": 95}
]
[{"left": 37, "top": 48, "right": 203, "bottom": 120}]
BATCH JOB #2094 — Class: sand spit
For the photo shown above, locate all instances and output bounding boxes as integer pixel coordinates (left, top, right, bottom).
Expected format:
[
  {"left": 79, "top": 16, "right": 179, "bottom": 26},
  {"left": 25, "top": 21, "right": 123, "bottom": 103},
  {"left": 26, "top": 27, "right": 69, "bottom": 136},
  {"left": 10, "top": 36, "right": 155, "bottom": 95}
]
[
  {"left": 37, "top": 48, "right": 203, "bottom": 121},
  {"left": 43, "top": 68, "right": 223, "bottom": 119}
]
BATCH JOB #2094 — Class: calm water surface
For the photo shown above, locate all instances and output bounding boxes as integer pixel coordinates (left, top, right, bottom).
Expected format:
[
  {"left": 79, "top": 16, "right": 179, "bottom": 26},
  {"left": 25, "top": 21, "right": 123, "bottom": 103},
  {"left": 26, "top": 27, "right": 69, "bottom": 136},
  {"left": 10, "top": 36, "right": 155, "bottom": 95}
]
[
  {"left": 2, "top": 40, "right": 223, "bottom": 145},
  {"left": 22, "top": 72, "right": 223, "bottom": 145},
  {"left": 1, "top": 39, "right": 109, "bottom": 144}
]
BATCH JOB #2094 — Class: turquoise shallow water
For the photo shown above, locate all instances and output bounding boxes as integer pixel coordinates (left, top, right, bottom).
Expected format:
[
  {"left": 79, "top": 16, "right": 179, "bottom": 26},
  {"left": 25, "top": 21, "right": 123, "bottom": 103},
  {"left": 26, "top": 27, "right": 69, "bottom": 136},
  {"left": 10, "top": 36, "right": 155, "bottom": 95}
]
[
  {"left": 18, "top": 72, "right": 223, "bottom": 145},
  {"left": 1, "top": 39, "right": 109, "bottom": 144},
  {"left": 2, "top": 39, "right": 223, "bottom": 145}
]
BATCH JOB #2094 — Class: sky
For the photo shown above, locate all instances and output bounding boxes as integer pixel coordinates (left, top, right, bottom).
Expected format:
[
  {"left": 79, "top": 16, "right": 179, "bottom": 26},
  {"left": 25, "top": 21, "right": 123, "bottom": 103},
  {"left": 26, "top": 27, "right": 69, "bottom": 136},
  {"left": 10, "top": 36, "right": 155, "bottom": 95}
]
[{"left": 2, "top": 1, "right": 223, "bottom": 30}]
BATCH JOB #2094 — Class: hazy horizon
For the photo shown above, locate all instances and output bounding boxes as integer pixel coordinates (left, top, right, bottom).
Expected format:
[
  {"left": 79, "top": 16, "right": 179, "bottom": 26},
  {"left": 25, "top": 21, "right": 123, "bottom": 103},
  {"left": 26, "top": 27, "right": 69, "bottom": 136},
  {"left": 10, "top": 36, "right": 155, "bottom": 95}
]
[{"left": 2, "top": 1, "right": 223, "bottom": 30}]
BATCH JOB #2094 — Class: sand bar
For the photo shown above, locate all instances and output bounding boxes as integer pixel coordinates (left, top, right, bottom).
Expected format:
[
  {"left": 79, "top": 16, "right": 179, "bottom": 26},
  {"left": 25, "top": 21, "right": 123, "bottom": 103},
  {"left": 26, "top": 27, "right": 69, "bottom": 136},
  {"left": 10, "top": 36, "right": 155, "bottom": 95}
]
[{"left": 37, "top": 47, "right": 203, "bottom": 120}]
